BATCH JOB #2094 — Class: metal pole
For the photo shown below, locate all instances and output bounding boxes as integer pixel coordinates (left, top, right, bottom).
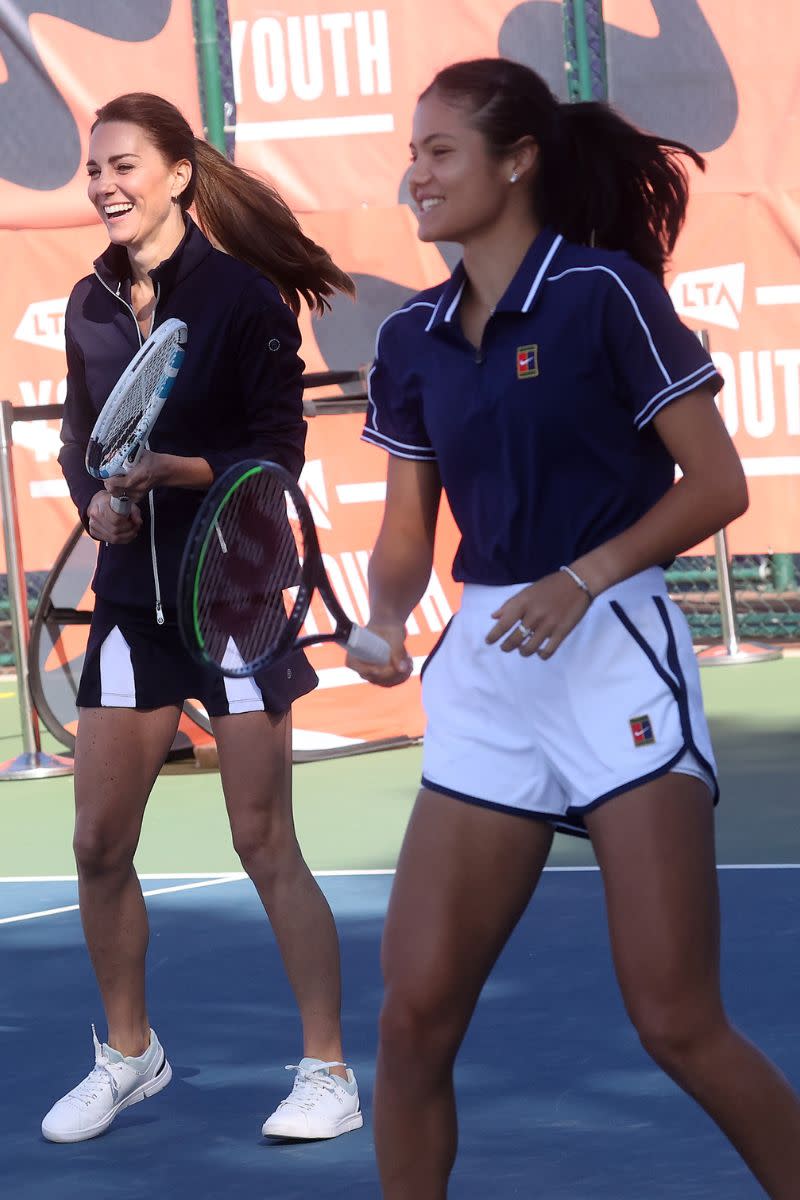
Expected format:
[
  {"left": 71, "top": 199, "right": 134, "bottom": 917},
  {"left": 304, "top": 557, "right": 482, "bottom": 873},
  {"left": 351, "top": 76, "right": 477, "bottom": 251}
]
[
  {"left": 194, "top": 0, "right": 227, "bottom": 154},
  {"left": 770, "top": 552, "right": 797, "bottom": 592},
  {"left": 0, "top": 401, "right": 72, "bottom": 778},
  {"left": 691, "top": 335, "right": 782, "bottom": 667},
  {"left": 572, "top": 0, "right": 594, "bottom": 101}
]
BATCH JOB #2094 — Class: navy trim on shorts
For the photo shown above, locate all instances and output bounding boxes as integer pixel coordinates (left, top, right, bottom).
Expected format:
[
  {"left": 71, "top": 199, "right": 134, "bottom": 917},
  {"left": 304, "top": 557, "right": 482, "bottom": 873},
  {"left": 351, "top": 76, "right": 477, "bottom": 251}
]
[
  {"left": 654, "top": 595, "right": 718, "bottom": 793},
  {"left": 569, "top": 596, "right": 720, "bottom": 816},
  {"left": 419, "top": 617, "right": 453, "bottom": 681},
  {"left": 571, "top": 745, "right": 699, "bottom": 821},
  {"left": 420, "top": 774, "right": 591, "bottom": 840}
]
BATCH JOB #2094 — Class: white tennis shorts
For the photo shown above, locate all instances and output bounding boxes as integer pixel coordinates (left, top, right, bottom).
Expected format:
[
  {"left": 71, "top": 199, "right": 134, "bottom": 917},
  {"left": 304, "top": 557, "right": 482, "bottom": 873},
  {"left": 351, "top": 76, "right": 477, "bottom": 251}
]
[{"left": 420, "top": 568, "right": 717, "bottom": 837}]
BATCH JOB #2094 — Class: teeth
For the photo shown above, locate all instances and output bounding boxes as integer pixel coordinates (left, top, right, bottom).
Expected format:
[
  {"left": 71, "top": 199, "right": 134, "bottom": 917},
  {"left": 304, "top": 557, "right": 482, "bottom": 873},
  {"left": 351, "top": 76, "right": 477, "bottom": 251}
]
[
  {"left": 105, "top": 203, "right": 133, "bottom": 215},
  {"left": 420, "top": 198, "right": 444, "bottom": 212}
]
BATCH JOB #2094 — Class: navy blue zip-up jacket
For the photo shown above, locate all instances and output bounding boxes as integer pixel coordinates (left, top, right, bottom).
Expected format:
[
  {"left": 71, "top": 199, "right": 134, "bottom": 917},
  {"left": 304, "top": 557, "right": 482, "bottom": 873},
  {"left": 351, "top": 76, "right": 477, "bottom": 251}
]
[{"left": 58, "top": 217, "right": 306, "bottom": 616}]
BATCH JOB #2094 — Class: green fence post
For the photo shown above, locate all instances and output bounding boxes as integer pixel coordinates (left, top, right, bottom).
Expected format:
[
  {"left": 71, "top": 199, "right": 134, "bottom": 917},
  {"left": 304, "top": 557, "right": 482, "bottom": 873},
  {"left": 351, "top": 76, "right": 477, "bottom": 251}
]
[
  {"left": 193, "top": 0, "right": 227, "bottom": 154},
  {"left": 771, "top": 553, "right": 797, "bottom": 593},
  {"left": 573, "top": 0, "right": 594, "bottom": 101},
  {"left": 563, "top": 1, "right": 608, "bottom": 102}
]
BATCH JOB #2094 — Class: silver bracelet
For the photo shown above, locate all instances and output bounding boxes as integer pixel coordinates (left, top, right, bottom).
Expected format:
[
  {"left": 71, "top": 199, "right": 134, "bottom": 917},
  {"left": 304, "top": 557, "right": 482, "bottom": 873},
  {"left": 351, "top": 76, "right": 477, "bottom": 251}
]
[{"left": 559, "top": 564, "right": 593, "bottom": 601}]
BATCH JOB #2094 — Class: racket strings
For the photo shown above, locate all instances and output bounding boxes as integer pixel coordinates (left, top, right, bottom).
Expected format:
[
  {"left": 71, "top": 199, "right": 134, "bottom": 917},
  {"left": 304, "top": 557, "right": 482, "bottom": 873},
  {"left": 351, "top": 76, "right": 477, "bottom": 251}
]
[
  {"left": 98, "top": 339, "right": 181, "bottom": 467},
  {"left": 195, "top": 471, "right": 305, "bottom": 668}
]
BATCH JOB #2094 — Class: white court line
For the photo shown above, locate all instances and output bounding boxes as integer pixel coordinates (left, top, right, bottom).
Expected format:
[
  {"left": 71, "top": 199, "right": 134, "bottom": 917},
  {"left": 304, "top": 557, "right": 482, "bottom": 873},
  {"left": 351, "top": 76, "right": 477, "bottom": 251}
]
[
  {"left": 0, "top": 873, "right": 243, "bottom": 883},
  {"left": 0, "top": 874, "right": 245, "bottom": 926},
  {"left": 2, "top": 864, "right": 799, "bottom": 887},
  {"left": 2, "top": 864, "right": 798, "bottom": 926}
]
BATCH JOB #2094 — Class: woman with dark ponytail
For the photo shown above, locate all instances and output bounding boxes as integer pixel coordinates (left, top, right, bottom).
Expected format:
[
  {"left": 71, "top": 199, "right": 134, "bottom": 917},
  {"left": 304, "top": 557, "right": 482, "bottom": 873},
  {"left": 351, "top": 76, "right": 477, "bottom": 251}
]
[
  {"left": 349, "top": 58, "right": 800, "bottom": 1197},
  {"left": 43, "top": 94, "right": 362, "bottom": 1144}
]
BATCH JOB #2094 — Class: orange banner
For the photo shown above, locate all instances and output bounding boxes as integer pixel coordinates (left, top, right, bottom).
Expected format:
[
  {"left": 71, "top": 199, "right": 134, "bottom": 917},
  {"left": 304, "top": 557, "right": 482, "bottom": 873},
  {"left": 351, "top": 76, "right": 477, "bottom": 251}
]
[
  {"left": 291, "top": 415, "right": 461, "bottom": 752},
  {"left": 0, "top": 1, "right": 799, "bottom": 753},
  {"left": 604, "top": 1, "right": 800, "bottom": 552},
  {"left": 228, "top": 0, "right": 567, "bottom": 214},
  {"left": 0, "top": 1, "right": 202, "bottom": 230}
]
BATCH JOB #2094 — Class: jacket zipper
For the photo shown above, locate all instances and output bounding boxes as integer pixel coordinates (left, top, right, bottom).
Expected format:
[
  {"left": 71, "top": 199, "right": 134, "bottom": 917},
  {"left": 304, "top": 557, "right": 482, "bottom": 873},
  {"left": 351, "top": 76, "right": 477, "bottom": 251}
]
[{"left": 93, "top": 272, "right": 165, "bottom": 625}]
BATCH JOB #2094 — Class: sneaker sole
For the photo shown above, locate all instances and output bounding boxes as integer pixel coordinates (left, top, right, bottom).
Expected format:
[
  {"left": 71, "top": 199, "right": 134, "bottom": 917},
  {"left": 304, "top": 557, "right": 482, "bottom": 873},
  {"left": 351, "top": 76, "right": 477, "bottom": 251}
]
[
  {"left": 261, "top": 1110, "right": 364, "bottom": 1140},
  {"left": 42, "top": 1055, "right": 173, "bottom": 1144}
]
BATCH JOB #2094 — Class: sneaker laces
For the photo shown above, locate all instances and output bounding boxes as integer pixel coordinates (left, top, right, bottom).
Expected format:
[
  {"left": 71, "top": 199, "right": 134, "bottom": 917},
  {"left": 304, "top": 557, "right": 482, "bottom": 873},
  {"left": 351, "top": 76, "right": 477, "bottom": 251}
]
[
  {"left": 62, "top": 1026, "right": 121, "bottom": 1109},
  {"left": 277, "top": 1062, "right": 345, "bottom": 1112}
]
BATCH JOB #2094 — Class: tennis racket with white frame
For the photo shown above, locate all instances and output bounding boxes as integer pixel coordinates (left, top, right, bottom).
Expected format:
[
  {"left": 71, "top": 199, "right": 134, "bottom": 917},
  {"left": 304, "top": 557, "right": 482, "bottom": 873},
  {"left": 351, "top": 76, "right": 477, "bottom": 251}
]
[
  {"left": 85, "top": 317, "right": 188, "bottom": 515},
  {"left": 177, "top": 459, "right": 390, "bottom": 676}
]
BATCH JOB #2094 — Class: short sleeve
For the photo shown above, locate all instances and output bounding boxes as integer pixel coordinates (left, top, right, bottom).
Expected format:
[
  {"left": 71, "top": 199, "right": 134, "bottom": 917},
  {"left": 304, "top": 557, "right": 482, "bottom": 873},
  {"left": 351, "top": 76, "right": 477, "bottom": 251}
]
[
  {"left": 603, "top": 260, "right": 723, "bottom": 430},
  {"left": 362, "top": 314, "right": 436, "bottom": 461}
]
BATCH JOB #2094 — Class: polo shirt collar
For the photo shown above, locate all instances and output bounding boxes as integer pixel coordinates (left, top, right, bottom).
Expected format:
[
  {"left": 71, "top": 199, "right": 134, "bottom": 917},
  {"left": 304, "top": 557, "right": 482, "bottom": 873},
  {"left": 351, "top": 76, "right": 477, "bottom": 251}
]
[{"left": 425, "top": 226, "right": 564, "bottom": 333}]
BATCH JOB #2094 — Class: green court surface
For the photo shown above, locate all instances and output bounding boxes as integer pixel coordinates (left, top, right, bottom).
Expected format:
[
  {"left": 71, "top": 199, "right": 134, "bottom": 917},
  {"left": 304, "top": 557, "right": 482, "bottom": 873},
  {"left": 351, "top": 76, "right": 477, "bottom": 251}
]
[{"left": 0, "top": 655, "right": 798, "bottom": 878}]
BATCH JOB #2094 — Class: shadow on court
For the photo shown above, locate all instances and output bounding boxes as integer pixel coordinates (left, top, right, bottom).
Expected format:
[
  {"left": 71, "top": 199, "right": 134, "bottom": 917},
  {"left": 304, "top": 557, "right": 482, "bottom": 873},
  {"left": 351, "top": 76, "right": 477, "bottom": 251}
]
[{"left": 2, "top": 870, "right": 798, "bottom": 1199}]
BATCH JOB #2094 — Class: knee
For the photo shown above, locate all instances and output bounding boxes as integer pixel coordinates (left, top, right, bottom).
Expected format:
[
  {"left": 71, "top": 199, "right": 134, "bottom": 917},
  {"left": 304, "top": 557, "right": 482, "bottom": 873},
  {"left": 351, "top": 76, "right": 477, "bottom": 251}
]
[
  {"left": 230, "top": 816, "right": 299, "bottom": 876},
  {"left": 630, "top": 994, "right": 726, "bottom": 1072},
  {"left": 73, "top": 820, "right": 136, "bottom": 878},
  {"left": 378, "top": 984, "right": 463, "bottom": 1074}
]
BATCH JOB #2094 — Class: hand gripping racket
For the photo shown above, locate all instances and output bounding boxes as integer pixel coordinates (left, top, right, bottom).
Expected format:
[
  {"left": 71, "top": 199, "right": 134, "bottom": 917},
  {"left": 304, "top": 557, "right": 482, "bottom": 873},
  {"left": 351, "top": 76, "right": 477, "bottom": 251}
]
[
  {"left": 85, "top": 318, "right": 188, "bottom": 515},
  {"left": 177, "top": 459, "right": 391, "bottom": 677}
]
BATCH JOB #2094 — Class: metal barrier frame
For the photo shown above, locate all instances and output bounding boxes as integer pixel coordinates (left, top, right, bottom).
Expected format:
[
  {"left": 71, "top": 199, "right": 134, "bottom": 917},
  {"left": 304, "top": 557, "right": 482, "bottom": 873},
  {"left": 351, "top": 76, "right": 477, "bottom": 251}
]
[
  {"left": 0, "top": 400, "right": 73, "bottom": 778},
  {"left": 0, "top": 373, "right": 367, "bottom": 780}
]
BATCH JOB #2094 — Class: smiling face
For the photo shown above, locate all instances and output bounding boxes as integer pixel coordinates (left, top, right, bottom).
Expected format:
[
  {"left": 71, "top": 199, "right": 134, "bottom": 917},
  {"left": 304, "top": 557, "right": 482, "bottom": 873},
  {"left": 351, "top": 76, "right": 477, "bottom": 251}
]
[
  {"left": 409, "top": 91, "right": 529, "bottom": 246},
  {"left": 86, "top": 121, "right": 191, "bottom": 254}
]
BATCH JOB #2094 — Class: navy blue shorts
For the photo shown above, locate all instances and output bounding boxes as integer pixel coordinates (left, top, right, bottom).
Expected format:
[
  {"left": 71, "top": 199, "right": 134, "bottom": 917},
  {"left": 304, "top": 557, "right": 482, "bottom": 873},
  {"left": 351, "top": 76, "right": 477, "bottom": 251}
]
[{"left": 76, "top": 598, "right": 318, "bottom": 717}]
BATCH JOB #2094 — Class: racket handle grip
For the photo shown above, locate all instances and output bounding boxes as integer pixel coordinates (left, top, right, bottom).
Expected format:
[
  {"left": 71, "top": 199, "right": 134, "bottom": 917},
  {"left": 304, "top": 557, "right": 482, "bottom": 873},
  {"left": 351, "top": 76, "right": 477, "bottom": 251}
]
[
  {"left": 346, "top": 624, "right": 391, "bottom": 665},
  {"left": 110, "top": 494, "right": 131, "bottom": 516}
]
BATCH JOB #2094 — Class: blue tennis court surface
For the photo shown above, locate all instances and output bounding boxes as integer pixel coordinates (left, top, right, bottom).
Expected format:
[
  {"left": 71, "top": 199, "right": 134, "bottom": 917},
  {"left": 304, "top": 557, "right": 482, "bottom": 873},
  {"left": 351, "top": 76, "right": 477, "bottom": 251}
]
[{"left": 2, "top": 868, "right": 798, "bottom": 1198}]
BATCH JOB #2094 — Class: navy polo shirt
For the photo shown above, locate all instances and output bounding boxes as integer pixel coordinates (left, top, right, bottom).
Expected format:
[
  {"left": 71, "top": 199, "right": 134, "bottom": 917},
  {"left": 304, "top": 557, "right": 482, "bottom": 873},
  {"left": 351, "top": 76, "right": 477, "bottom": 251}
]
[{"left": 362, "top": 228, "right": 722, "bottom": 586}]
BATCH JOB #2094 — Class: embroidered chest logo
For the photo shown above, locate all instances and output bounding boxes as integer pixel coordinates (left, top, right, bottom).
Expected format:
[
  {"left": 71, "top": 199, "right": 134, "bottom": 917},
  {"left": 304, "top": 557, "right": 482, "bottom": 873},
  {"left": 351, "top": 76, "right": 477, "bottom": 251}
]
[
  {"left": 516, "top": 344, "right": 539, "bottom": 379},
  {"left": 630, "top": 715, "right": 655, "bottom": 747}
]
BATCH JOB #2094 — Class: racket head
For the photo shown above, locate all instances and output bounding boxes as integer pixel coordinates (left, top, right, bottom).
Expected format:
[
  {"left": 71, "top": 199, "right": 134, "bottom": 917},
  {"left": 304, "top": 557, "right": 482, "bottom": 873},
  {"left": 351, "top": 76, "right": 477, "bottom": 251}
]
[
  {"left": 178, "top": 460, "right": 319, "bottom": 677},
  {"left": 85, "top": 318, "right": 187, "bottom": 481}
]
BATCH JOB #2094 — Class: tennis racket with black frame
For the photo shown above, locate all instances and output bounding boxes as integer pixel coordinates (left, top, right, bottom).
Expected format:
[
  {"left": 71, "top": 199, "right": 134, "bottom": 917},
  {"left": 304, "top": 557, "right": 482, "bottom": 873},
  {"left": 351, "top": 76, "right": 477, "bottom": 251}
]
[
  {"left": 177, "top": 459, "right": 390, "bottom": 677},
  {"left": 85, "top": 317, "right": 188, "bottom": 515}
]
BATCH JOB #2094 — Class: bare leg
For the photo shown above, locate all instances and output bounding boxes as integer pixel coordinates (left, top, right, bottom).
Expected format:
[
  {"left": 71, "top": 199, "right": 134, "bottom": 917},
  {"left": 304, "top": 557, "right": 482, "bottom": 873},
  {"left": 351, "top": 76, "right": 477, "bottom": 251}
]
[
  {"left": 375, "top": 789, "right": 554, "bottom": 1200},
  {"left": 73, "top": 706, "right": 181, "bottom": 1057},
  {"left": 586, "top": 773, "right": 800, "bottom": 1199},
  {"left": 213, "top": 709, "right": 346, "bottom": 1073}
]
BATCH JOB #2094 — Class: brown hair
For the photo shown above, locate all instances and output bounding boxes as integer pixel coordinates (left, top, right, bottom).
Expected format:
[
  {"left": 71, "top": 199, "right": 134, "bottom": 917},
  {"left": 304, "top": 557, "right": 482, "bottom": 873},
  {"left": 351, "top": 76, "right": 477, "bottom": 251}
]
[
  {"left": 422, "top": 58, "right": 705, "bottom": 281},
  {"left": 92, "top": 93, "right": 354, "bottom": 314}
]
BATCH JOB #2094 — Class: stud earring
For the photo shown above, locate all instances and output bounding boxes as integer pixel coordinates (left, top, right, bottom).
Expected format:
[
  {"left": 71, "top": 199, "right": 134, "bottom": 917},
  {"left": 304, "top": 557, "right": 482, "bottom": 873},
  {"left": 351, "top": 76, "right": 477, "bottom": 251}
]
[{"left": 509, "top": 171, "right": 519, "bottom": 184}]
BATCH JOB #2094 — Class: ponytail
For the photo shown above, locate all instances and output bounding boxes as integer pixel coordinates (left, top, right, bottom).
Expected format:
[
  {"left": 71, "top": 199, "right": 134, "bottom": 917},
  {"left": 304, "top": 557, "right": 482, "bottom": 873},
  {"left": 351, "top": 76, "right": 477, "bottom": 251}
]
[
  {"left": 92, "top": 93, "right": 354, "bottom": 313},
  {"left": 423, "top": 59, "right": 704, "bottom": 280},
  {"left": 191, "top": 139, "right": 354, "bottom": 315},
  {"left": 537, "top": 102, "right": 703, "bottom": 280}
]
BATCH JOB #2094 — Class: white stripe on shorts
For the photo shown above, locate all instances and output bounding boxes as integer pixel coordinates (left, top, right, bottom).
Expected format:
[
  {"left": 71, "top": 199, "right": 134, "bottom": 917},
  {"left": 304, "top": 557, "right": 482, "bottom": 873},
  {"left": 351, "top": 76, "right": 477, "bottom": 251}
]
[
  {"left": 99, "top": 626, "right": 136, "bottom": 708},
  {"left": 221, "top": 638, "right": 266, "bottom": 715}
]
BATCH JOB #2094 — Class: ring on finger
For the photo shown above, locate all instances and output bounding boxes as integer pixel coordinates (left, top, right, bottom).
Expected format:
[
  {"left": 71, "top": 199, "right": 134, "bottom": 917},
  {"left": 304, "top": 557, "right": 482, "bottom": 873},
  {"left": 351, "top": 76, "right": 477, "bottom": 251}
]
[{"left": 517, "top": 621, "right": 534, "bottom": 640}]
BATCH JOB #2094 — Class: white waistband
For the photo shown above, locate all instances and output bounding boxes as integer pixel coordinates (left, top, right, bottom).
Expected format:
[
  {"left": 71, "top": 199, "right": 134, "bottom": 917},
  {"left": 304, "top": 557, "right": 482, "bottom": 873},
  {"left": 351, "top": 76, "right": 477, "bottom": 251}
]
[{"left": 461, "top": 566, "right": 667, "bottom": 612}]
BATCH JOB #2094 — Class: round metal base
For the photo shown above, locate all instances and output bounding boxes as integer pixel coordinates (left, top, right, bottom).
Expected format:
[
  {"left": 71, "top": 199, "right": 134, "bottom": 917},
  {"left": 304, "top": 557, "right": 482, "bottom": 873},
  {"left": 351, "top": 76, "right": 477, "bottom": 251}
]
[
  {"left": 0, "top": 751, "right": 74, "bottom": 780},
  {"left": 697, "top": 642, "right": 784, "bottom": 668}
]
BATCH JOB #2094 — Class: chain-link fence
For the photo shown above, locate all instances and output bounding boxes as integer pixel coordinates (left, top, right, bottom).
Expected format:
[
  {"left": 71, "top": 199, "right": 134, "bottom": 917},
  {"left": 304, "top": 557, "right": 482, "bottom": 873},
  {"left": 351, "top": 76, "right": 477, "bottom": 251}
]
[
  {"left": 192, "top": 0, "right": 236, "bottom": 158},
  {"left": 3, "top": 552, "right": 798, "bottom": 672},
  {"left": 0, "top": 572, "right": 46, "bottom": 667},
  {"left": 667, "top": 553, "right": 800, "bottom": 644},
  {"left": 563, "top": 0, "right": 608, "bottom": 102}
]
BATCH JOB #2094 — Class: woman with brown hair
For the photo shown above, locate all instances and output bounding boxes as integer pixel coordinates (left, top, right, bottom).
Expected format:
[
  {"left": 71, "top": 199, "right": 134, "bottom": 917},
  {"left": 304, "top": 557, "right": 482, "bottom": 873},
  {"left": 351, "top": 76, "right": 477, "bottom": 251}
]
[
  {"left": 349, "top": 57, "right": 800, "bottom": 1198},
  {"left": 42, "top": 93, "right": 362, "bottom": 1144}
]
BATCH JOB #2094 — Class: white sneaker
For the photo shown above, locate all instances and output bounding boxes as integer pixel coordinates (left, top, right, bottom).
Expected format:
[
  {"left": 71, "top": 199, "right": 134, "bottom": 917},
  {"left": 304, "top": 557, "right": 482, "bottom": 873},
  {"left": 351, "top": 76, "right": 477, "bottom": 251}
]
[
  {"left": 41, "top": 1025, "right": 172, "bottom": 1143},
  {"left": 261, "top": 1058, "right": 363, "bottom": 1140}
]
